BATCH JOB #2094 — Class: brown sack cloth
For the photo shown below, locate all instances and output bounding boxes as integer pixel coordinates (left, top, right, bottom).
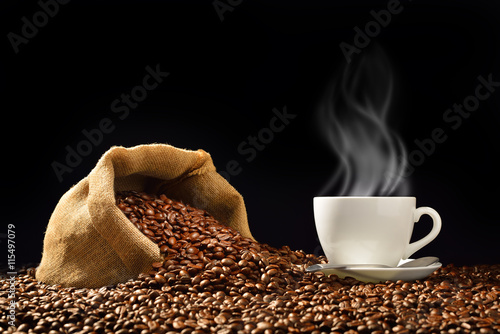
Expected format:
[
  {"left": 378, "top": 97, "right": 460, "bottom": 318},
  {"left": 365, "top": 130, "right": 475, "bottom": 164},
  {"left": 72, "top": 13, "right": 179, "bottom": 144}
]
[{"left": 36, "top": 144, "right": 253, "bottom": 288}]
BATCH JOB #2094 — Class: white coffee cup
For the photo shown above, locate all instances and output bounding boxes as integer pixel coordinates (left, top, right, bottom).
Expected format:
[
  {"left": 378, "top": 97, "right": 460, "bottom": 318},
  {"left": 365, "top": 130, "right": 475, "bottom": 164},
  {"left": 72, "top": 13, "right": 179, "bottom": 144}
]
[{"left": 313, "top": 197, "right": 441, "bottom": 267}]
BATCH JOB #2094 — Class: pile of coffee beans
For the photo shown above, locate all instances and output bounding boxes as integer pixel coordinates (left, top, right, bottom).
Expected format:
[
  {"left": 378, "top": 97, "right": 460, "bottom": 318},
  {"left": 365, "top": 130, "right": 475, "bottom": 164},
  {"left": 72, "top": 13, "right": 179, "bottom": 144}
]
[{"left": 1, "top": 191, "right": 499, "bottom": 334}]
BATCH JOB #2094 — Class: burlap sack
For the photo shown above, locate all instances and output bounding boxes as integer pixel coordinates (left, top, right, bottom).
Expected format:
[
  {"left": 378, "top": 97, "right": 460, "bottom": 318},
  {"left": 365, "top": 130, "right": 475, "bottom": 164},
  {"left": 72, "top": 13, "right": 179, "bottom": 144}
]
[{"left": 36, "top": 144, "right": 253, "bottom": 288}]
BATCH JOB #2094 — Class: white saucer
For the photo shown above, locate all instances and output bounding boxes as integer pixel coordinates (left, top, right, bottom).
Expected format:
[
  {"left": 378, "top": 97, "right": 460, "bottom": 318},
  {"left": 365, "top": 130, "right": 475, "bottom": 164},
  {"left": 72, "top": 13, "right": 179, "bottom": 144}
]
[{"left": 317, "top": 258, "right": 442, "bottom": 283}]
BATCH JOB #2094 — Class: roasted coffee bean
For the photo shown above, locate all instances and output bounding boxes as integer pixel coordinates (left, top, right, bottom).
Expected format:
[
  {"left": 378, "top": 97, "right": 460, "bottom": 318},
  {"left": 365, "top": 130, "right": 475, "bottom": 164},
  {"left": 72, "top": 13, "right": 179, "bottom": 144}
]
[
  {"left": 186, "top": 246, "right": 199, "bottom": 255},
  {"left": 6, "top": 262, "right": 500, "bottom": 334},
  {"left": 4, "top": 191, "right": 500, "bottom": 333}
]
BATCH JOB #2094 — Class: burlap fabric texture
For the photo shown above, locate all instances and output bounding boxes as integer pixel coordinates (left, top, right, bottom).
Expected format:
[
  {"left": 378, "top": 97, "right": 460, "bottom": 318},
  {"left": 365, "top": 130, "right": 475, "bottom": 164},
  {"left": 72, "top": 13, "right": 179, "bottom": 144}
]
[{"left": 36, "top": 144, "right": 253, "bottom": 288}]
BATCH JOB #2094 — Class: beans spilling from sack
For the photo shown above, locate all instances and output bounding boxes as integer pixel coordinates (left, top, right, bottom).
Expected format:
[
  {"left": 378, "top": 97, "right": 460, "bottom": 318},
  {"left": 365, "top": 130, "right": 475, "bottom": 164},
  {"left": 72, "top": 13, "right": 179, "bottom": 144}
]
[
  {"left": 1, "top": 192, "right": 499, "bottom": 334},
  {"left": 115, "top": 190, "right": 309, "bottom": 290}
]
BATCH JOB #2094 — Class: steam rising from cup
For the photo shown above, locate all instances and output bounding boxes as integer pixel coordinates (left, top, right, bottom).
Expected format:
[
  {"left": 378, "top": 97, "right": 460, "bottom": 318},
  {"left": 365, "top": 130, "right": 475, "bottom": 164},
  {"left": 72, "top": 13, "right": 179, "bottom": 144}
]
[{"left": 317, "top": 47, "right": 409, "bottom": 196}]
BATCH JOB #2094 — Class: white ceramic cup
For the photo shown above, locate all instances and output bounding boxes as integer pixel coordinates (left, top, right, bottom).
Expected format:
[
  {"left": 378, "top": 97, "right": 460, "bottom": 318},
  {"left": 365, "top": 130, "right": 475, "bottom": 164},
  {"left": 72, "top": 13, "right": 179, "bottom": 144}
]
[{"left": 313, "top": 197, "right": 442, "bottom": 267}]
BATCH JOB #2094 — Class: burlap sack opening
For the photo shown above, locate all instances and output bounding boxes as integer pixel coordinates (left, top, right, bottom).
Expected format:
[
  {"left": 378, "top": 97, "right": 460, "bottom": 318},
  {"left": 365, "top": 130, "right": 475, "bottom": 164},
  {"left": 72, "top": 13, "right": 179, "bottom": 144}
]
[{"left": 36, "top": 144, "right": 253, "bottom": 288}]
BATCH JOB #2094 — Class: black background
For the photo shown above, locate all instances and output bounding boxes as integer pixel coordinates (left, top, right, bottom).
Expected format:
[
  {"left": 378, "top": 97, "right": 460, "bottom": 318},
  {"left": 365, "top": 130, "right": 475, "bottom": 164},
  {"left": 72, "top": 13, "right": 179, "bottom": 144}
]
[{"left": 2, "top": 0, "right": 500, "bottom": 268}]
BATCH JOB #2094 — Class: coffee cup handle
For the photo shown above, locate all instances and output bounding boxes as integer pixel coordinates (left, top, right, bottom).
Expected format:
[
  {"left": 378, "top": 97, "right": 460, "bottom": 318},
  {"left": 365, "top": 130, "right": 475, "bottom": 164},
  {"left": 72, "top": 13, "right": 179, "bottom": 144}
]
[{"left": 403, "top": 207, "right": 442, "bottom": 259}]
